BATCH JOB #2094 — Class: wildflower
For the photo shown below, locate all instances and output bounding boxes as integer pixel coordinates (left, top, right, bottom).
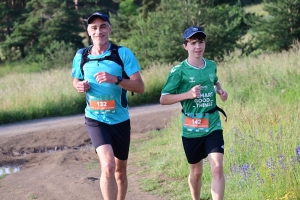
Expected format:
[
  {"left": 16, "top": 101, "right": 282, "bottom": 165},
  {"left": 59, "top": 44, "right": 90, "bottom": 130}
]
[
  {"left": 269, "top": 131, "right": 273, "bottom": 139},
  {"left": 278, "top": 154, "right": 285, "bottom": 169},
  {"left": 241, "top": 163, "right": 251, "bottom": 181},
  {"left": 270, "top": 172, "right": 275, "bottom": 180},
  {"left": 266, "top": 156, "right": 275, "bottom": 169},
  {"left": 241, "top": 163, "right": 249, "bottom": 172},
  {"left": 230, "top": 164, "right": 239, "bottom": 174},
  {"left": 295, "top": 146, "right": 300, "bottom": 163},
  {"left": 224, "top": 174, "right": 229, "bottom": 181},
  {"left": 256, "top": 172, "right": 264, "bottom": 186}
]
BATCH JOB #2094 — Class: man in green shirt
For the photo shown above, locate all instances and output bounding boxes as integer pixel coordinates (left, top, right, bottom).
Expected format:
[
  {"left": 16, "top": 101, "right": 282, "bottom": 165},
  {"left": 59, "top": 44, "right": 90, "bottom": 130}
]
[{"left": 160, "top": 26, "right": 228, "bottom": 200}]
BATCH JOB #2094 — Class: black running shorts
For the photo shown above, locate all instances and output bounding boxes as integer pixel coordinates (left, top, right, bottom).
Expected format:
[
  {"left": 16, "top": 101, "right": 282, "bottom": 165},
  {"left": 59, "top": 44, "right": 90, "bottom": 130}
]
[
  {"left": 85, "top": 117, "right": 131, "bottom": 160},
  {"left": 182, "top": 130, "right": 224, "bottom": 164}
]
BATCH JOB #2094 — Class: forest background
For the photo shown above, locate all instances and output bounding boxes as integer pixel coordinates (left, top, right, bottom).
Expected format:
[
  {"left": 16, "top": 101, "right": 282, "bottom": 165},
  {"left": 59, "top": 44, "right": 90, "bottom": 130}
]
[{"left": 1, "top": 0, "right": 300, "bottom": 67}]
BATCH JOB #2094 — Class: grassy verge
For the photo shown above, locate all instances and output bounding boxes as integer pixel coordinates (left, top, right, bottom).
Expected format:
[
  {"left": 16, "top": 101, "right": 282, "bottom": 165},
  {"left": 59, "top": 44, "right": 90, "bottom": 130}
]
[
  {"left": 130, "top": 49, "right": 300, "bottom": 199},
  {"left": 0, "top": 63, "right": 172, "bottom": 125}
]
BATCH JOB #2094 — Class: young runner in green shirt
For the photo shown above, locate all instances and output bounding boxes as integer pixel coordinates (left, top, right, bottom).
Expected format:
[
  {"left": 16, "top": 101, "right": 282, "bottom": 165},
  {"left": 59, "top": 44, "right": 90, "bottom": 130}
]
[{"left": 160, "top": 26, "right": 228, "bottom": 200}]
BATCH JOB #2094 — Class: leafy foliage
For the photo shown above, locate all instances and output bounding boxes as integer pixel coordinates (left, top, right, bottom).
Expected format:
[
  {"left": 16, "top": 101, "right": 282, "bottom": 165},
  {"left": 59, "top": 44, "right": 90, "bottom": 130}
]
[
  {"left": 119, "top": 0, "right": 140, "bottom": 15},
  {"left": 248, "top": 0, "right": 300, "bottom": 54},
  {"left": 0, "top": 0, "right": 299, "bottom": 68},
  {"left": 1, "top": 0, "right": 83, "bottom": 62},
  {"left": 116, "top": 0, "right": 247, "bottom": 67}
]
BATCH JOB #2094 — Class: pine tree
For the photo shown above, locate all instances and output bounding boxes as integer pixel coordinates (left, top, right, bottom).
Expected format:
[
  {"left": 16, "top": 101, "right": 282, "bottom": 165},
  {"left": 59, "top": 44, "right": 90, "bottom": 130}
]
[
  {"left": 1, "top": 0, "right": 83, "bottom": 61},
  {"left": 250, "top": 0, "right": 300, "bottom": 53}
]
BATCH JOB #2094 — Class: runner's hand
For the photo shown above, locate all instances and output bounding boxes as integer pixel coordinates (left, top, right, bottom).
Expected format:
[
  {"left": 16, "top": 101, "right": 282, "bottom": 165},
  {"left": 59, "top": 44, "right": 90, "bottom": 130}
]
[
  {"left": 76, "top": 80, "right": 90, "bottom": 93},
  {"left": 94, "top": 72, "right": 116, "bottom": 84},
  {"left": 188, "top": 85, "right": 201, "bottom": 99},
  {"left": 218, "top": 89, "right": 228, "bottom": 102}
]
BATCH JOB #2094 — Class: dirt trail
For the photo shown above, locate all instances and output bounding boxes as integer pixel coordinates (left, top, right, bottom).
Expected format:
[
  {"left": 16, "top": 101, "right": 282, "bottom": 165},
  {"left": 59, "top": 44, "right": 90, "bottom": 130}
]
[{"left": 0, "top": 103, "right": 181, "bottom": 200}]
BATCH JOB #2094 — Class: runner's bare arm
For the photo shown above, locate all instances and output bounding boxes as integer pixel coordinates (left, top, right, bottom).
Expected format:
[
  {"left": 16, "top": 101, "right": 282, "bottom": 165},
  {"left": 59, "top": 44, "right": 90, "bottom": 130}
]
[
  {"left": 116, "top": 72, "right": 145, "bottom": 94},
  {"left": 160, "top": 85, "right": 201, "bottom": 105},
  {"left": 94, "top": 71, "right": 144, "bottom": 94}
]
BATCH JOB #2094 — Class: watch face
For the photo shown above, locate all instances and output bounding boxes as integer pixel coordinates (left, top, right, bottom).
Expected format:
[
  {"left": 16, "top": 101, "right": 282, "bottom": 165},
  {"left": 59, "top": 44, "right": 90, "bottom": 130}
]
[{"left": 116, "top": 76, "right": 122, "bottom": 85}]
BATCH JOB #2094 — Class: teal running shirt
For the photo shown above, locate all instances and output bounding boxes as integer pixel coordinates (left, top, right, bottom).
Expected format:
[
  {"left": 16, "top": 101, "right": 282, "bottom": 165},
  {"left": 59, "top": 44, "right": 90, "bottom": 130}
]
[
  {"left": 71, "top": 43, "right": 140, "bottom": 124},
  {"left": 161, "top": 59, "right": 222, "bottom": 138}
]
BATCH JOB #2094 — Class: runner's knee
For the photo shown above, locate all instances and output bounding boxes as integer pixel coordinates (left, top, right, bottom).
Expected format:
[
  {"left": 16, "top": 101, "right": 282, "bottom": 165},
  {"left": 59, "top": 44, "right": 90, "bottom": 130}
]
[
  {"left": 101, "top": 162, "right": 116, "bottom": 177},
  {"left": 211, "top": 164, "right": 223, "bottom": 179},
  {"left": 190, "top": 170, "right": 203, "bottom": 180}
]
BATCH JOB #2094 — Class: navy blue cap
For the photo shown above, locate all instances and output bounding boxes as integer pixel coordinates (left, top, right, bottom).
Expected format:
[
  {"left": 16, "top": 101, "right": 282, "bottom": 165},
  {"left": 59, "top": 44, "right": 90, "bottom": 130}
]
[
  {"left": 87, "top": 12, "right": 110, "bottom": 25},
  {"left": 183, "top": 26, "right": 206, "bottom": 41}
]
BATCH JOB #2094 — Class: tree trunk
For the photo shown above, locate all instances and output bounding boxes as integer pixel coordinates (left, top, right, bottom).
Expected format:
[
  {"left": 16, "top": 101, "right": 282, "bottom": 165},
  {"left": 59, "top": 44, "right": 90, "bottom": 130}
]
[{"left": 20, "top": 45, "right": 26, "bottom": 58}]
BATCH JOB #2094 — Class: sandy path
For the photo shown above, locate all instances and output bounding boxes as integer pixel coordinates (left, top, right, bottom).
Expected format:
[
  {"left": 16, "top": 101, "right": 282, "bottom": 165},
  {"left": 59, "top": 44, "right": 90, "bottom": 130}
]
[{"left": 0, "top": 103, "right": 181, "bottom": 200}]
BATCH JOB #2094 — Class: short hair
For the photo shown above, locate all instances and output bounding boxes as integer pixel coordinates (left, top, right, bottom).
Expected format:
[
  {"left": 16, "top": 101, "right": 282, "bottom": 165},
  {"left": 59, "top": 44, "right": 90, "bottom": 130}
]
[{"left": 183, "top": 32, "right": 206, "bottom": 45}]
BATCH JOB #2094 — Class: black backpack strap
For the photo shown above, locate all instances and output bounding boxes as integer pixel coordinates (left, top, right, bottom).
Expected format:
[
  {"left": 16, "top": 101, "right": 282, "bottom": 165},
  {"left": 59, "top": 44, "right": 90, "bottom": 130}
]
[
  {"left": 181, "top": 105, "right": 227, "bottom": 122},
  {"left": 79, "top": 45, "right": 93, "bottom": 81},
  {"left": 109, "top": 44, "right": 133, "bottom": 96},
  {"left": 109, "top": 44, "right": 125, "bottom": 74}
]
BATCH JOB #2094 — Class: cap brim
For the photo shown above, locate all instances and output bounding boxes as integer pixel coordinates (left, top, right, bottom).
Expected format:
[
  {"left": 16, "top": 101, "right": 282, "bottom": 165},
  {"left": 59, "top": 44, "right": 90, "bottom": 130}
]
[{"left": 186, "top": 31, "right": 206, "bottom": 39}]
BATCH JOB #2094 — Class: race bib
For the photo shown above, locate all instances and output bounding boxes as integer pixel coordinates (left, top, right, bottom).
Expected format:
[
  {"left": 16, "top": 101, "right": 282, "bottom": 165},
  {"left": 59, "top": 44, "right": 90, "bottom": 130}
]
[
  {"left": 183, "top": 113, "right": 210, "bottom": 133},
  {"left": 89, "top": 95, "right": 116, "bottom": 114}
]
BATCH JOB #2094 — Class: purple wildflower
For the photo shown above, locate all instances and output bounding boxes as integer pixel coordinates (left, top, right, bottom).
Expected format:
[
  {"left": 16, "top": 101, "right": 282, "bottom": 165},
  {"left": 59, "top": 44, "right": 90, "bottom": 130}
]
[
  {"left": 266, "top": 157, "right": 275, "bottom": 169},
  {"left": 256, "top": 172, "right": 264, "bottom": 186},
  {"left": 270, "top": 172, "right": 275, "bottom": 180},
  {"left": 241, "top": 163, "right": 251, "bottom": 181},
  {"left": 279, "top": 125, "right": 283, "bottom": 137},
  {"left": 278, "top": 154, "right": 285, "bottom": 169},
  {"left": 296, "top": 146, "right": 300, "bottom": 163},
  {"left": 269, "top": 131, "right": 273, "bottom": 139},
  {"left": 241, "top": 163, "right": 249, "bottom": 171}
]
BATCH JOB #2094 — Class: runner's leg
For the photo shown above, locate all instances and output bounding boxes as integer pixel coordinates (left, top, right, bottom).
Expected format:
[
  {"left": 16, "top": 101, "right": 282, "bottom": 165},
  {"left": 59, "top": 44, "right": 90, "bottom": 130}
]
[
  {"left": 115, "top": 158, "right": 128, "bottom": 200},
  {"left": 208, "top": 152, "right": 225, "bottom": 200},
  {"left": 97, "top": 145, "right": 118, "bottom": 200},
  {"left": 188, "top": 160, "right": 203, "bottom": 200}
]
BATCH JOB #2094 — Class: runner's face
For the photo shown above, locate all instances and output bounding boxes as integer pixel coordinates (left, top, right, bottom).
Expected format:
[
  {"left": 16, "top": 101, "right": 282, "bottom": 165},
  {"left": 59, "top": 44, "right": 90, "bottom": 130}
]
[
  {"left": 183, "top": 39, "right": 206, "bottom": 58},
  {"left": 88, "top": 18, "right": 111, "bottom": 46}
]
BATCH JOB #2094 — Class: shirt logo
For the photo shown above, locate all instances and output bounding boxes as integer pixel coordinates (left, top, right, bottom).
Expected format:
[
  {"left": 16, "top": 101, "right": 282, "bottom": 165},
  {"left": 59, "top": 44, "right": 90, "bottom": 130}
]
[{"left": 189, "top": 77, "right": 195, "bottom": 82}]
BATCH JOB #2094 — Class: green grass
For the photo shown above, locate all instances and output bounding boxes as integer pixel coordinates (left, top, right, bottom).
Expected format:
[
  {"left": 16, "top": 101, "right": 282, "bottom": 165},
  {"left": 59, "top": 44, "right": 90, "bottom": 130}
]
[
  {"left": 0, "top": 62, "right": 171, "bottom": 125},
  {"left": 0, "top": 174, "right": 7, "bottom": 179},
  {"left": 130, "top": 48, "right": 300, "bottom": 199},
  {"left": 28, "top": 194, "right": 38, "bottom": 199},
  {"left": 86, "top": 159, "right": 99, "bottom": 170}
]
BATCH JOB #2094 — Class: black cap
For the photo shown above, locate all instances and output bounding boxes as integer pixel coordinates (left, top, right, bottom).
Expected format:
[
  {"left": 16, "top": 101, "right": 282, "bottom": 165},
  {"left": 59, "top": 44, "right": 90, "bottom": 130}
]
[{"left": 87, "top": 12, "right": 110, "bottom": 25}]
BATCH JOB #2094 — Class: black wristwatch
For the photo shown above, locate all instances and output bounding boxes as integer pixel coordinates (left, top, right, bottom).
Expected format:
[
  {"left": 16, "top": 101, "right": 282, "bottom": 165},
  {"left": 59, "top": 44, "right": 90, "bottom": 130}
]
[{"left": 115, "top": 76, "right": 123, "bottom": 85}]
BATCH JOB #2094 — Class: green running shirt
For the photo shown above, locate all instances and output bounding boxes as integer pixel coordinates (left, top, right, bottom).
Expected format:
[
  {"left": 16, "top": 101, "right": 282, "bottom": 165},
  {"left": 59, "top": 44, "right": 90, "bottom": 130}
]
[{"left": 161, "top": 59, "right": 223, "bottom": 138}]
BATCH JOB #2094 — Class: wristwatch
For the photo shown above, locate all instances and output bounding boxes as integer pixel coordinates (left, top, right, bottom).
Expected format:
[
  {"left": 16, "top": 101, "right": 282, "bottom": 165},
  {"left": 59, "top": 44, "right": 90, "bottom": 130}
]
[{"left": 115, "top": 76, "right": 123, "bottom": 85}]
